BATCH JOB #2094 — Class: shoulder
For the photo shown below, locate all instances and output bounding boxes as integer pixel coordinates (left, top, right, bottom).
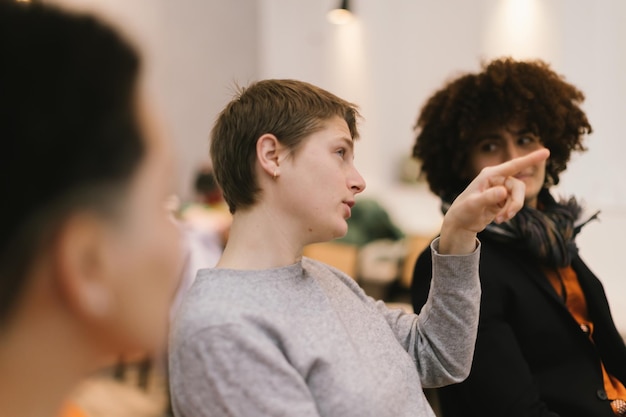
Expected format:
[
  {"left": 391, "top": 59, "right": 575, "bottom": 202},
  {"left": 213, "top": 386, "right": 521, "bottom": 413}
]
[
  {"left": 302, "top": 257, "right": 358, "bottom": 286},
  {"left": 571, "top": 255, "right": 607, "bottom": 296},
  {"left": 302, "top": 256, "right": 371, "bottom": 301},
  {"left": 302, "top": 256, "right": 343, "bottom": 274},
  {"left": 172, "top": 268, "right": 280, "bottom": 336}
]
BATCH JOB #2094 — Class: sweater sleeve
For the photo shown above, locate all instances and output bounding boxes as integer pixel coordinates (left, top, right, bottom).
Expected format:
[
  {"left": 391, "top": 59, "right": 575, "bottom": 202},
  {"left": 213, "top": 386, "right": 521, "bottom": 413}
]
[
  {"left": 169, "top": 323, "right": 322, "bottom": 417},
  {"left": 374, "top": 237, "right": 481, "bottom": 388}
]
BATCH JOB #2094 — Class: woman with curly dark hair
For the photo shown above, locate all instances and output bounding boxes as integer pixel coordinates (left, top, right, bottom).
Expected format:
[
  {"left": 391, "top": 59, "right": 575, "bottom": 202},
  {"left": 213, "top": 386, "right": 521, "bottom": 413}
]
[{"left": 411, "top": 58, "right": 626, "bottom": 417}]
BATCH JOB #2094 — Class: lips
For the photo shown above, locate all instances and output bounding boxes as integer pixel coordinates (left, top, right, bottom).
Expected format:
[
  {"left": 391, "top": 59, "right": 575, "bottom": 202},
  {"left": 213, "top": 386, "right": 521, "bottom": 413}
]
[{"left": 342, "top": 201, "right": 354, "bottom": 218}]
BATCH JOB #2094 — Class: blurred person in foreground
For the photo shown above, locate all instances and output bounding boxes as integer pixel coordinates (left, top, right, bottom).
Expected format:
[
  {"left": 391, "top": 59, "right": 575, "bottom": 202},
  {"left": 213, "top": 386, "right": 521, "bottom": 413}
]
[
  {"left": 411, "top": 58, "right": 626, "bottom": 417},
  {"left": 0, "top": 2, "right": 181, "bottom": 417},
  {"left": 168, "top": 78, "right": 549, "bottom": 417}
]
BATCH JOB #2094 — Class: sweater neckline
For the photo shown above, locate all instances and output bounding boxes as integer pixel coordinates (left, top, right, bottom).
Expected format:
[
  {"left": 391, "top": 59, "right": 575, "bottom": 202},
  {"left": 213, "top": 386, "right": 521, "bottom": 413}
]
[{"left": 202, "top": 259, "right": 306, "bottom": 281}]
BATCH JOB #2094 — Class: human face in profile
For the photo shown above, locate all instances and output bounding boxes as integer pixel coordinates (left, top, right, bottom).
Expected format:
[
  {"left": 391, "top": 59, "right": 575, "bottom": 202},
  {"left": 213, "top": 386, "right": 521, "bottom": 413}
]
[
  {"left": 468, "top": 121, "right": 547, "bottom": 208},
  {"left": 276, "top": 116, "right": 366, "bottom": 245}
]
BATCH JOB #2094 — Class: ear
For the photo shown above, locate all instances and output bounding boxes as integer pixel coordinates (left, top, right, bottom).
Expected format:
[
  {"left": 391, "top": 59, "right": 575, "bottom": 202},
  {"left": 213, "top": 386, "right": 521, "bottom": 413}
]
[
  {"left": 51, "top": 212, "right": 115, "bottom": 321},
  {"left": 256, "top": 134, "right": 284, "bottom": 179}
]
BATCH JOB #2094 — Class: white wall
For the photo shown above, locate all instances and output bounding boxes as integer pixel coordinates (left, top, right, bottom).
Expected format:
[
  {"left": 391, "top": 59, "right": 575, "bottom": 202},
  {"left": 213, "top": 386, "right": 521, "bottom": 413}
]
[{"left": 48, "top": 0, "right": 259, "bottom": 198}]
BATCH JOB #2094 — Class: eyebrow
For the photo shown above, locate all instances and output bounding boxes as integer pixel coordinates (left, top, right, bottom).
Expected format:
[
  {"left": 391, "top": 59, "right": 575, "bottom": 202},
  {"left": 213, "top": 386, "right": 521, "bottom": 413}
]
[
  {"left": 506, "top": 126, "right": 535, "bottom": 135},
  {"left": 339, "top": 136, "right": 355, "bottom": 150},
  {"left": 477, "top": 127, "right": 535, "bottom": 141}
]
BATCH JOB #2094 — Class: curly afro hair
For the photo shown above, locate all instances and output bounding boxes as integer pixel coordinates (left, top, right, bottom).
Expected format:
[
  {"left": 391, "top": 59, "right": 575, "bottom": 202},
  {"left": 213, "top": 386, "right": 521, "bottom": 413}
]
[{"left": 412, "top": 58, "right": 591, "bottom": 199}]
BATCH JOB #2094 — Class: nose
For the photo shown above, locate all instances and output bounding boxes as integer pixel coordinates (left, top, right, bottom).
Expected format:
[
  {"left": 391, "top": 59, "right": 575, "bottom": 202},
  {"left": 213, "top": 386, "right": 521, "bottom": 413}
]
[
  {"left": 504, "top": 141, "right": 521, "bottom": 161},
  {"left": 349, "top": 166, "right": 366, "bottom": 194}
]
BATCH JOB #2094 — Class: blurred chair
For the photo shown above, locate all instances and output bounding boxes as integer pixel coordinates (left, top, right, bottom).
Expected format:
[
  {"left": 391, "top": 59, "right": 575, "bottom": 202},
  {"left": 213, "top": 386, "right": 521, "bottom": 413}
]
[
  {"left": 303, "top": 233, "right": 433, "bottom": 303},
  {"left": 400, "top": 234, "right": 434, "bottom": 288},
  {"left": 303, "top": 242, "right": 358, "bottom": 278}
]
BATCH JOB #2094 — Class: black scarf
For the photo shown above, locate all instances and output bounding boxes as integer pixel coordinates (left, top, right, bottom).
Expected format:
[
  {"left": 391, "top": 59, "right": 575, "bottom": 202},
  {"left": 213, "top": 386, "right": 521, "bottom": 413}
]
[{"left": 443, "top": 189, "right": 599, "bottom": 268}]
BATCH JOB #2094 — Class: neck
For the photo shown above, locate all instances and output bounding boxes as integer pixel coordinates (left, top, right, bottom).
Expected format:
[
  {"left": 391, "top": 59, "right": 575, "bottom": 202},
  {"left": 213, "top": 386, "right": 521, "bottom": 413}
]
[
  {"left": 217, "top": 204, "right": 305, "bottom": 270},
  {"left": 0, "top": 278, "right": 98, "bottom": 417},
  {"left": 526, "top": 196, "right": 538, "bottom": 209}
]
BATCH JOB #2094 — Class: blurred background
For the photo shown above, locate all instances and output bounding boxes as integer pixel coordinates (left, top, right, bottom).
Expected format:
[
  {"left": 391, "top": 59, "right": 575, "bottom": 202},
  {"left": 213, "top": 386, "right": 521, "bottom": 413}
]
[
  {"left": 35, "top": 1, "right": 624, "bottom": 415},
  {"left": 47, "top": 0, "right": 625, "bottom": 329}
]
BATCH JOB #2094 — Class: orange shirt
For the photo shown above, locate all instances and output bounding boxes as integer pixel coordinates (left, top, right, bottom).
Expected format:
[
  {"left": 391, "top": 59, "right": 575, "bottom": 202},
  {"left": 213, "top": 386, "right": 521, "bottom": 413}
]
[
  {"left": 545, "top": 266, "right": 626, "bottom": 413},
  {"left": 57, "top": 402, "right": 87, "bottom": 417}
]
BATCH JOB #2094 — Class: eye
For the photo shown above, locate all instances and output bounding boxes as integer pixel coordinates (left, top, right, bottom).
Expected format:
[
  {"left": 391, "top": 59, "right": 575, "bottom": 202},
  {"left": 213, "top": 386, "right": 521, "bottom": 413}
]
[
  {"left": 336, "top": 148, "right": 346, "bottom": 158},
  {"left": 519, "top": 136, "right": 532, "bottom": 145},
  {"left": 478, "top": 142, "right": 498, "bottom": 153},
  {"left": 518, "top": 134, "right": 540, "bottom": 147}
]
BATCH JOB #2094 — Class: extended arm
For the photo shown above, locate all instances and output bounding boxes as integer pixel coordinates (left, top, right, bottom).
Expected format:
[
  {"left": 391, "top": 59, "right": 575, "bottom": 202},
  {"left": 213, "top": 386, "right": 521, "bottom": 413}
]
[
  {"left": 380, "top": 149, "right": 551, "bottom": 387},
  {"left": 375, "top": 237, "right": 480, "bottom": 387}
]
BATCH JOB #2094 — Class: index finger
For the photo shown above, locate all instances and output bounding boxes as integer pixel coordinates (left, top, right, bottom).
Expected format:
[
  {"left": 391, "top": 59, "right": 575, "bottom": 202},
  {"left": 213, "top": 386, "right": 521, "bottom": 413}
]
[{"left": 488, "top": 148, "right": 550, "bottom": 177}]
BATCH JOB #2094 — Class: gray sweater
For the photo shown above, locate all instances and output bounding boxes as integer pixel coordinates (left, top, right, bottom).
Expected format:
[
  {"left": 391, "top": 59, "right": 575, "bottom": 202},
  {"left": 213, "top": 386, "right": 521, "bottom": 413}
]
[{"left": 169, "top": 238, "right": 481, "bottom": 417}]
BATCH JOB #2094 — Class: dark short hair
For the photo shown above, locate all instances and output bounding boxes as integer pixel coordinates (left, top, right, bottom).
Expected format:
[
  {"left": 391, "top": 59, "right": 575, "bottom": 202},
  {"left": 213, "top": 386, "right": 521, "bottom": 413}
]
[
  {"left": 413, "top": 58, "right": 591, "bottom": 199},
  {"left": 0, "top": 2, "right": 144, "bottom": 322},
  {"left": 210, "top": 79, "right": 360, "bottom": 214}
]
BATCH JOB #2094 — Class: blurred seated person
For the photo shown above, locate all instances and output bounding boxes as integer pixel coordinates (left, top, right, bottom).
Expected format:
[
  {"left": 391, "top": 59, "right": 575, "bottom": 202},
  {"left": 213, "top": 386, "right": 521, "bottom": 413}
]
[
  {"left": 179, "top": 166, "right": 231, "bottom": 243},
  {"left": 411, "top": 58, "right": 626, "bottom": 417},
  {"left": 193, "top": 166, "right": 228, "bottom": 206},
  {"left": 0, "top": 2, "right": 181, "bottom": 417},
  {"left": 170, "top": 167, "right": 232, "bottom": 318}
]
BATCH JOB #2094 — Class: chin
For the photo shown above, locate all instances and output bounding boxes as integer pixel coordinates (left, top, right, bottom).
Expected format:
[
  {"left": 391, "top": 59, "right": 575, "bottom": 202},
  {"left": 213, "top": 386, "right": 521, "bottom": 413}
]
[
  {"left": 308, "top": 219, "right": 348, "bottom": 243},
  {"left": 334, "top": 221, "right": 349, "bottom": 239}
]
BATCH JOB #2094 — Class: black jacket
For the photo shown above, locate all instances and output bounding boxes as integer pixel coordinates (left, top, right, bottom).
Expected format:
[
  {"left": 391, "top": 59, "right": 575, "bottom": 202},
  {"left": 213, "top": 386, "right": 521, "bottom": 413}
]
[{"left": 412, "top": 233, "right": 626, "bottom": 417}]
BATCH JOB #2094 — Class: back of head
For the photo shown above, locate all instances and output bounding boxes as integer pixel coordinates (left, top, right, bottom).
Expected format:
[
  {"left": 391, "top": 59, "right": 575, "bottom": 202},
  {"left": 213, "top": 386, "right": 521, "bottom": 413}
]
[
  {"left": 210, "top": 79, "right": 360, "bottom": 214},
  {"left": 413, "top": 58, "right": 591, "bottom": 199},
  {"left": 0, "top": 2, "right": 143, "bottom": 323}
]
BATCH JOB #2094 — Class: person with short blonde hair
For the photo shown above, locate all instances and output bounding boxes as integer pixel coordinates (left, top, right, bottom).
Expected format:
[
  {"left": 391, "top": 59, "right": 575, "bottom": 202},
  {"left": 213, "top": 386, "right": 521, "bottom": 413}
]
[{"left": 169, "top": 78, "right": 548, "bottom": 417}]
